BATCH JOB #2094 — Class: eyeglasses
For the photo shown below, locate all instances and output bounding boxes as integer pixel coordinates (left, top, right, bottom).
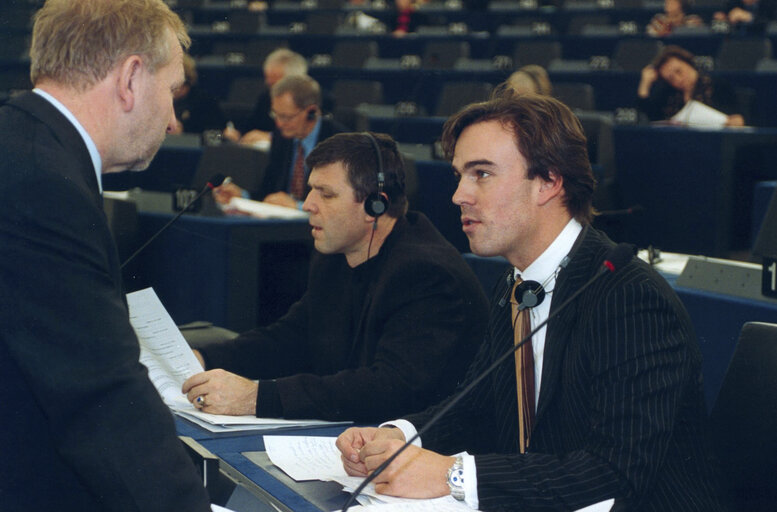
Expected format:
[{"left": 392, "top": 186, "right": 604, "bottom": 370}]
[{"left": 270, "top": 108, "right": 307, "bottom": 123}]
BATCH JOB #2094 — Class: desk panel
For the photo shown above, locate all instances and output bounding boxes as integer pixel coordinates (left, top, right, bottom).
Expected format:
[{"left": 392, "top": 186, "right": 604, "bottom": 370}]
[
  {"left": 612, "top": 125, "right": 777, "bottom": 256},
  {"left": 126, "top": 212, "right": 312, "bottom": 332}
]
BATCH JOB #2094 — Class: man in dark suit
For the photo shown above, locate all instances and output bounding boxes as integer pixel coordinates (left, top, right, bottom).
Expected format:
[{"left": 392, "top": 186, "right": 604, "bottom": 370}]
[
  {"left": 0, "top": 1, "right": 211, "bottom": 510},
  {"left": 214, "top": 74, "right": 345, "bottom": 209},
  {"left": 336, "top": 94, "right": 724, "bottom": 510},
  {"left": 181, "top": 133, "right": 489, "bottom": 422}
]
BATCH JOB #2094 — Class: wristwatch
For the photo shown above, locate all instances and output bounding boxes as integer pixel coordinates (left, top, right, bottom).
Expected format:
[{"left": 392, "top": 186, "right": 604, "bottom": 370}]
[{"left": 447, "top": 455, "right": 465, "bottom": 501}]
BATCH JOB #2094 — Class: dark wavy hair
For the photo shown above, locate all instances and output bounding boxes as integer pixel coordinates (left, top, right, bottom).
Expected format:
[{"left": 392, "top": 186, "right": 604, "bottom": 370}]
[{"left": 441, "top": 93, "right": 595, "bottom": 224}]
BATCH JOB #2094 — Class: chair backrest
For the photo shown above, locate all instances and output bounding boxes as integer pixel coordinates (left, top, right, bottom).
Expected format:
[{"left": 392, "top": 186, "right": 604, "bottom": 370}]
[
  {"left": 332, "top": 40, "right": 379, "bottom": 68},
  {"left": 716, "top": 38, "right": 773, "bottom": 71},
  {"left": 434, "top": 81, "right": 493, "bottom": 117},
  {"left": 612, "top": 39, "right": 664, "bottom": 72},
  {"left": 191, "top": 144, "right": 270, "bottom": 195},
  {"left": 512, "top": 40, "right": 563, "bottom": 68},
  {"left": 331, "top": 80, "right": 384, "bottom": 108},
  {"left": 554, "top": 82, "right": 596, "bottom": 111},
  {"left": 708, "top": 321, "right": 777, "bottom": 511},
  {"left": 423, "top": 41, "right": 471, "bottom": 69}
]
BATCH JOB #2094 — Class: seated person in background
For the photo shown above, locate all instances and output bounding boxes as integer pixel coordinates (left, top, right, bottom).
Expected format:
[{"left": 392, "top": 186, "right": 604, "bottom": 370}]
[
  {"left": 637, "top": 45, "right": 745, "bottom": 126},
  {"left": 714, "top": 0, "right": 777, "bottom": 33},
  {"left": 647, "top": 0, "right": 704, "bottom": 36},
  {"left": 182, "top": 132, "right": 490, "bottom": 422},
  {"left": 222, "top": 48, "right": 308, "bottom": 146},
  {"left": 214, "top": 74, "right": 346, "bottom": 209},
  {"left": 390, "top": 0, "right": 428, "bottom": 37},
  {"left": 336, "top": 94, "right": 724, "bottom": 512},
  {"left": 171, "top": 54, "right": 225, "bottom": 135},
  {"left": 503, "top": 64, "right": 553, "bottom": 96}
]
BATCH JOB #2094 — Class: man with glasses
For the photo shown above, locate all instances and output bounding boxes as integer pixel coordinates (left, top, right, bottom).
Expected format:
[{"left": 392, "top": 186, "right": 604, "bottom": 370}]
[{"left": 214, "top": 74, "right": 345, "bottom": 209}]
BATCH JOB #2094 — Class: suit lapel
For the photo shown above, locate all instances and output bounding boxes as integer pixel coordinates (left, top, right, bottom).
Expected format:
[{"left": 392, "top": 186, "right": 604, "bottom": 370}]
[{"left": 535, "top": 226, "right": 605, "bottom": 423}]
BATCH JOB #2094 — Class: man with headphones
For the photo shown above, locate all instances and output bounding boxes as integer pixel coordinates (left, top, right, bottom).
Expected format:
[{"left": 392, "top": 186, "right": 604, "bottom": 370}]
[
  {"left": 182, "top": 132, "right": 490, "bottom": 423},
  {"left": 214, "top": 74, "right": 346, "bottom": 208}
]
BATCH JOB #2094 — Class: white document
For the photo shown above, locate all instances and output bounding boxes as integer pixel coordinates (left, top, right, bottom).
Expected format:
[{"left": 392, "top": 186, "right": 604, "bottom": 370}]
[
  {"left": 264, "top": 436, "right": 474, "bottom": 509},
  {"left": 127, "top": 288, "right": 350, "bottom": 432},
  {"left": 670, "top": 100, "right": 728, "bottom": 127},
  {"left": 226, "top": 197, "right": 310, "bottom": 219},
  {"left": 127, "top": 288, "right": 203, "bottom": 410}
]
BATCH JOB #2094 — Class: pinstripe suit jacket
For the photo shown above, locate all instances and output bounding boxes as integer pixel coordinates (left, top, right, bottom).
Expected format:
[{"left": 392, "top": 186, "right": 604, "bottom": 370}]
[{"left": 405, "top": 226, "right": 723, "bottom": 511}]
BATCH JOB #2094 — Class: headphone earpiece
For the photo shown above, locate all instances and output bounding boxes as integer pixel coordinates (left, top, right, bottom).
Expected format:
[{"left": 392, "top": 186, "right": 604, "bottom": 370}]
[
  {"left": 306, "top": 108, "right": 317, "bottom": 121},
  {"left": 363, "top": 132, "right": 390, "bottom": 219},
  {"left": 514, "top": 280, "right": 546, "bottom": 309}
]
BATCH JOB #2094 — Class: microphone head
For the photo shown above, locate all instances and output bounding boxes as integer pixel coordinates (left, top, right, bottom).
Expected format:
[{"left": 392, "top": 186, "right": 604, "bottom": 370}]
[
  {"left": 603, "top": 243, "right": 636, "bottom": 273},
  {"left": 206, "top": 173, "right": 226, "bottom": 189}
]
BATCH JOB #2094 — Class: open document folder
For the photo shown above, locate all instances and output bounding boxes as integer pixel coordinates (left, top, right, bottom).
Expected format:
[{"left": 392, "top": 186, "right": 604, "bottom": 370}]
[
  {"left": 126, "top": 288, "right": 349, "bottom": 433},
  {"left": 260, "top": 436, "right": 614, "bottom": 511}
]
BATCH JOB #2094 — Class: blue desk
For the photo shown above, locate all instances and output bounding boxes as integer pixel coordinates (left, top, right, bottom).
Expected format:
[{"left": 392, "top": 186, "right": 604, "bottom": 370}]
[
  {"left": 126, "top": 212, "right": 312, "bottom": 332},
  {"left": 176, "top": 418, "right": 352, "bottom": 512}
]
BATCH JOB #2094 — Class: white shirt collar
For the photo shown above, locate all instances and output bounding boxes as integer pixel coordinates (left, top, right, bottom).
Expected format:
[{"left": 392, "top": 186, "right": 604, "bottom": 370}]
[
  {"left": 514, "top": 218, "right": 583, "bottom": 284},
  {"left": 33, "top": 88, "right": 103, "bottom": 193}
]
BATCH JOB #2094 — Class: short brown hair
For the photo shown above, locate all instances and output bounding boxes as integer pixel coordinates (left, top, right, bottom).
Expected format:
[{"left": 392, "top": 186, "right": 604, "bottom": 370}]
[
  {"left": 306, "top": 132, "right": 408, "bottom": 218},
  {"left": 441, "top": 94, "right": 595, "bottom": 224},
  {"left": 271, "top": 74, "right": 321, "bottom": 109},
  {"left": 30, "top": 0, "right": 190, "bottom": 91}
]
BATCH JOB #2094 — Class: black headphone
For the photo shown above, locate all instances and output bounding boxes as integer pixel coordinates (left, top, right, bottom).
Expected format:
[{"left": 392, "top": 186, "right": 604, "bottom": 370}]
[
  {"left": 514, "top": 280, "right": 546, "bottom": 309},
  {"left": 363, "top": 132, "right": 390, "bottom": 219},
  {"left": 306, "top": 106, "right": 317, "bottom": 121},
  {"left": 499, "top": 255, "right": 571, "bottom": 309}
]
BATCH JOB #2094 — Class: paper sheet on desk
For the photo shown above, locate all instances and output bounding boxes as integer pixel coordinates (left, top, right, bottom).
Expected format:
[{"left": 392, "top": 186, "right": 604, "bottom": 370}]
[
  {"left": 226, "top": 197, "right": 309, "bottom": 219},
  {"left": 264, "top": 436, "right": 614, "bottom": 512},
  {"left": 264, "top": 436, "right": 473, "bottom": 509},
  {"left": 127, "top": 288, "right": 350, "bottom": 433},
  {"left": 670, "top": 100, "right": 728, "bottom": 127}
]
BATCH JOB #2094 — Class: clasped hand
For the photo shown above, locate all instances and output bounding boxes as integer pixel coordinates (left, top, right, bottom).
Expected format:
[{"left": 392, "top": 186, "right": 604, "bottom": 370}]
[
  {"left": 335, "top": 427, "right": 455, "bottom": 499},
  {"left": 182, "top": 369, "right": 258, "bottom": 416}
]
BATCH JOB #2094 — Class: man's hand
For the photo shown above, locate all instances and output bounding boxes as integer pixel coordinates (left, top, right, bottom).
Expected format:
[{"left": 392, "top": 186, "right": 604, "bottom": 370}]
[
  {"left": 240, "top": 129, "right": 272, "bottom": 145},
  {"left": 182, "top": 369, "right": 258, "bottom": 415},
  {"left": 336, "top": 427, "right": 454, "bottom": 499},
  {"left": 359, "top": 439, "right": 455, "bottom": 499},
  {"left": 212, "top": 182, "right": 244, "bottom": 205},
  {"left": 337, "top": 427, "right": 405, "bottom": 476},
  {"left": 263, "top": 191, "right": 299, "bottom": 209}
]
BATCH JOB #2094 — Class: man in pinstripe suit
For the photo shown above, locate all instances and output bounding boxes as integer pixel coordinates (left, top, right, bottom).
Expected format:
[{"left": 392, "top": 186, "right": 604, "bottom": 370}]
[{"left": 336, "top": 94, "right": 724, "bottom": 511}]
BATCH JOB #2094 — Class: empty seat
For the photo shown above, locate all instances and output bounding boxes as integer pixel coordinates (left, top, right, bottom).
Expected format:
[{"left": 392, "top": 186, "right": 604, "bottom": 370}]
[
  {"left": 331, "top": 80, "right": 384, "bottom": 108},
  {"left": 566, "top": 13, "right": 611, "bottom": 35},
  {"left": 554, "top": 82, "right": 596, "bottom": 111},
  {"left": 512, "top": 40, "right": 563, "bottom": 68},
  {"left": 423, "top": 41, "right": 471, "bottom": 69},
  {"left": 332, "top": 40, "right": 379, "bottom": 68},
  {"left": 612, "top": 39, "right": 664, "bottom": 72},
  {"left": 228, "top": 11, "right": 265, "bottom": 33},
  {"left": 434, "top": 81, "right": 493, "bottom": 117},
  {"left": 716, "top": 38, "right": 773, "bottom": 71},
  {"left": 305, "top": 12, "right": 344, "bottom": 35}
]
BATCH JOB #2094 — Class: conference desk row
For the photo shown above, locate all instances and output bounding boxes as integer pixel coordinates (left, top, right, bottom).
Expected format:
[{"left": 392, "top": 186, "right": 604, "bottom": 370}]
[{"left": 170, "top": 248, "right": 777, "bottom": 512}]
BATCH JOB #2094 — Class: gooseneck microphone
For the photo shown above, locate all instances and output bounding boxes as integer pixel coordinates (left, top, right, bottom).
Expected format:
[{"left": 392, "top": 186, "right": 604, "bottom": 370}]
[
  {"left": 340, "top": 243, "right": 636, "bottom": 512},
  {"left": 120, "top": 174, "right": 226, "bottom": 269}
]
